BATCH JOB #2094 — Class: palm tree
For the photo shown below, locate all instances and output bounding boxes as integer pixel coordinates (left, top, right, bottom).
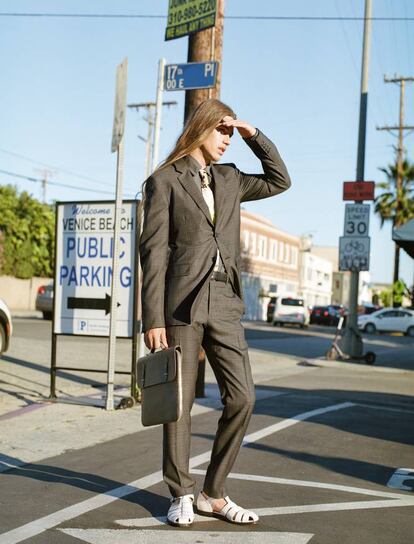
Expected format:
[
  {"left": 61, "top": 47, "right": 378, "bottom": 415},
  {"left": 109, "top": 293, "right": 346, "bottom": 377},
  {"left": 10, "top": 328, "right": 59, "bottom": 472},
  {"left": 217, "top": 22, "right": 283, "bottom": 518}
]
[{"left": 374, "top": 159, "right": 414, "bottom": 285}]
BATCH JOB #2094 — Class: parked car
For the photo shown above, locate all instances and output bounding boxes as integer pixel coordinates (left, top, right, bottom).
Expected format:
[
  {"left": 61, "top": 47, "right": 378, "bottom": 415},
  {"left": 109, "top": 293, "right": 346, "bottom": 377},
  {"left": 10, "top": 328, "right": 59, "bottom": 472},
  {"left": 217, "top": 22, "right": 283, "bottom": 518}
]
[
  {"left": 0, "top": 298, "right": 13, "bottom": 354},
  {"left": 358, "top": 307, "right": 414, "bottom": 336},
  {"left": 358, "top": 304, "right": 382, "bottom": 315},
  {"left": 272, "top": 297, "right": 309, "bottom": 328},
  {"left": 35, "top": 283, "right": 54, "bottom": 320},
  {"left": 310, "top": 305, "right": 346, "bottom": 326}
]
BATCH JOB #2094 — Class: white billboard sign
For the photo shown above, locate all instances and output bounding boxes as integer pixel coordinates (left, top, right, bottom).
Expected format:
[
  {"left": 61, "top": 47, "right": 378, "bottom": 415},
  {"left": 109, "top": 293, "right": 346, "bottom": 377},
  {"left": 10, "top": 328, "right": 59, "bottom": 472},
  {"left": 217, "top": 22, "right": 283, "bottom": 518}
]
[
  {"left": 53, "top": 201, "right": 137, "bottom": 337},
  {"left": 344, "top": 204, "right": 370, "bottom": 237},
  {"left": 339, "top": 236, "right": 370, "bottom": 271}
]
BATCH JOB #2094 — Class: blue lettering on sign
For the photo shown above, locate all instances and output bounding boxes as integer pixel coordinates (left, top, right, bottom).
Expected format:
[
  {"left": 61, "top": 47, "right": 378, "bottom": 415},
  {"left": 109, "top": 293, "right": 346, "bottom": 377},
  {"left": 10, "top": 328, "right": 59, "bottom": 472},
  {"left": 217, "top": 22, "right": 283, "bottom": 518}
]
[
  {"left": 59, "top": 265, "right": 131, "bottom": 288},
  {"left": 120, "top": 266, "right": 131, "bottom": 287},
  {"left": 65, "top": 236, "right": 117, "bottom": 259}
]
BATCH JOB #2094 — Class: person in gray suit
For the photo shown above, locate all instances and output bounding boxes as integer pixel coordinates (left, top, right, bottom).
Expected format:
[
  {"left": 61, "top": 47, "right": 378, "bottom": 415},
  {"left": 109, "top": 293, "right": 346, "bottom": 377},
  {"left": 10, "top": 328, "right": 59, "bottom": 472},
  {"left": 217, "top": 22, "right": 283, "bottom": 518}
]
[{"left": 140, "top": 99, "right": 291, "bottom": 527}]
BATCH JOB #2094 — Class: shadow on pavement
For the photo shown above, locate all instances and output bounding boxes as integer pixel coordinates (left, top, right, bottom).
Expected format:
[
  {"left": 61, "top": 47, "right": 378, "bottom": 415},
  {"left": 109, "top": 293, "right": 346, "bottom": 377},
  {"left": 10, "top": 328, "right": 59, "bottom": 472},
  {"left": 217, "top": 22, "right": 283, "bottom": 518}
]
[{"left": 0, "top": 453, "right": 166, "bottom": 516}]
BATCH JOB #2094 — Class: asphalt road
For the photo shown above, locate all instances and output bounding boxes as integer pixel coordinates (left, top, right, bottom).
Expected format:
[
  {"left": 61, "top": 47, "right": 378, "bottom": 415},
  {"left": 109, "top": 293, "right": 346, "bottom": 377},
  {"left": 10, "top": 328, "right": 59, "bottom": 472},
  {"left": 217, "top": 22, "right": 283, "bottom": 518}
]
[{"left": 1, "top": 318, "right": 413, "bottom": 543}]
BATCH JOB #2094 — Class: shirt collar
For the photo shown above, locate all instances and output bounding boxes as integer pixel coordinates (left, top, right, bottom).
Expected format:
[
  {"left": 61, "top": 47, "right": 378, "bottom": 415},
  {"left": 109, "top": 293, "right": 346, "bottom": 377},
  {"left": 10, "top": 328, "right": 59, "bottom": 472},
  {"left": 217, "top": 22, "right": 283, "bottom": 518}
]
[{"left": 187, "top": 154, "right": 212, "bottom": 177}]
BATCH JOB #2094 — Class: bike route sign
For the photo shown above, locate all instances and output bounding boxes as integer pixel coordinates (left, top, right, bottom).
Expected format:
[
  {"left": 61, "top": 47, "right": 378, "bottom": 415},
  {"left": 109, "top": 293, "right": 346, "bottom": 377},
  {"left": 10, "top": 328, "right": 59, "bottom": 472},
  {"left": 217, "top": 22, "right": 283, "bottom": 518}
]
[
  {"left": 53, "top": 201, "right": 137, "bottom": 338},
  {"left": 339, "top": 236, "right": 370, "bottom": 271}
]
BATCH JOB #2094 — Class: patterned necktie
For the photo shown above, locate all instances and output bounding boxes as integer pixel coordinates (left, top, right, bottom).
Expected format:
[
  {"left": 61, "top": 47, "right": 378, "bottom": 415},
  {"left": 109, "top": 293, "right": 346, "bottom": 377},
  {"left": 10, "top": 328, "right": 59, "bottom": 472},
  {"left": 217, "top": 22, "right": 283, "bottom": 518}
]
[{"left": 200, "top": 169, "right": 215, "bottom": 224}]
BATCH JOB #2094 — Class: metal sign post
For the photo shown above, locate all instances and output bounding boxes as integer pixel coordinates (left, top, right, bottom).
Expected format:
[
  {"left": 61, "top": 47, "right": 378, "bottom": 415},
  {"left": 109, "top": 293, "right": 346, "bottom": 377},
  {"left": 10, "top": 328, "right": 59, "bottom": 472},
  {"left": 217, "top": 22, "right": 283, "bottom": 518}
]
[
  {"left": 106, "top": 58, "right": 128, "bottom": 410},
  {"left": 152, "top": 58, "right": 166, "bottom": 172},
  {"left": 340, "top": 0, "right": 372, "bottom": 358}
]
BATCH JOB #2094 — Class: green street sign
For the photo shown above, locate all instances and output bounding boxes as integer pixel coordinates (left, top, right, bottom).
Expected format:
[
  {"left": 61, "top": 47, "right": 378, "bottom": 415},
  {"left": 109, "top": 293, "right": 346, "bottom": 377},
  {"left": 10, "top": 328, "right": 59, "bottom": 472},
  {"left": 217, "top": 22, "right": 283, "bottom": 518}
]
[{"left": 165, "top": 0, "right": 217, "bottom": 41}]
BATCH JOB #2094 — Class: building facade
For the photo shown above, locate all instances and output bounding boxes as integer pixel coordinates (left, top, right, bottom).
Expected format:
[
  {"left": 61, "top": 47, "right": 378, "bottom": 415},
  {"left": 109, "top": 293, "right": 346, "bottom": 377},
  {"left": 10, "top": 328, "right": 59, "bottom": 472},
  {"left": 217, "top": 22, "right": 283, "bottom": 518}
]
[
  {"left": 240, "top": 210, "right": 301, "bottom": 320},
  {"left": 298, "top": 249, "right": 333, "bottom": 308},
  {"left": 312, "top": 245, "right": 372, "bottom": 306}
]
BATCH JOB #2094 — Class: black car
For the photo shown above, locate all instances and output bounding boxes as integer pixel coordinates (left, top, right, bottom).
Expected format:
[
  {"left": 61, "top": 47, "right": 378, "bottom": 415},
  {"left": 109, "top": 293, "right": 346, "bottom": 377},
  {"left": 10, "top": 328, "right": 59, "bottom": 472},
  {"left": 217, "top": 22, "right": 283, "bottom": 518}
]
[{"left": 310, "top": 305, "right": 346, "bottom": 326}]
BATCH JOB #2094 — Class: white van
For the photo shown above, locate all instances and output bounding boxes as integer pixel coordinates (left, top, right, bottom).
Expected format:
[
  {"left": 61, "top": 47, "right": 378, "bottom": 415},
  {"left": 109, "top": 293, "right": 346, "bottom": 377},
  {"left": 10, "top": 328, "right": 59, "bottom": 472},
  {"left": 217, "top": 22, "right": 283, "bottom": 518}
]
[{"left": 272, "top": 297, "right": 309, "bottom": 328}]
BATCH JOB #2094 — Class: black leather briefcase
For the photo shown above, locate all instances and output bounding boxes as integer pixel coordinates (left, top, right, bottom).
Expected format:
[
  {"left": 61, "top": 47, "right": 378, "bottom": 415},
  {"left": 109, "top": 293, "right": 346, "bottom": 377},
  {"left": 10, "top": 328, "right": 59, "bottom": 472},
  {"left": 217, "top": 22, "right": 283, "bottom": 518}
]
[{"left": 137, "top": 346, "right": 182, "bottom": 427}]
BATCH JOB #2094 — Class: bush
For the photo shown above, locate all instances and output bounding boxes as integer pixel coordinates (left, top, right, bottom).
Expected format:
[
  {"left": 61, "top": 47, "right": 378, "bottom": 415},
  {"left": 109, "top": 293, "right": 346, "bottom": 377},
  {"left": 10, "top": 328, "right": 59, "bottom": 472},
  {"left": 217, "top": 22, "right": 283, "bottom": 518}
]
[{"left": 0, "top": 185, "right": 55, "bottom": 278}]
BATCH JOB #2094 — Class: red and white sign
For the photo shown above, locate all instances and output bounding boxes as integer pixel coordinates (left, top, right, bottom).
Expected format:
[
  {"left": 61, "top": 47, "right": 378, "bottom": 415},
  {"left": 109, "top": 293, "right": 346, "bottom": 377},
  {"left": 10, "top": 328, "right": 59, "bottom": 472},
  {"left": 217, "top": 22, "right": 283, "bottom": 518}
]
[{"left": 343, "top": 181, "right": 375, "bottom": 201}]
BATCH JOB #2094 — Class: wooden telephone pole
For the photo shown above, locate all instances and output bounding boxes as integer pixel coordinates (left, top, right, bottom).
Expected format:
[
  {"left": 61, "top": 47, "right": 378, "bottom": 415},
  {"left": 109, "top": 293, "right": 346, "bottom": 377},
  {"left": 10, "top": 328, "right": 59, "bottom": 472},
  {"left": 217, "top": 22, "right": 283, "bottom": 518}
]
[
  {"left": 377, "top": 75, "right": 414, "bottom": 284},
  {"left": 184, "top": 0, "right": 225, "bottom": 123},
  {"left": 184, "top": 0, "right": 225, "bottom": 396}
]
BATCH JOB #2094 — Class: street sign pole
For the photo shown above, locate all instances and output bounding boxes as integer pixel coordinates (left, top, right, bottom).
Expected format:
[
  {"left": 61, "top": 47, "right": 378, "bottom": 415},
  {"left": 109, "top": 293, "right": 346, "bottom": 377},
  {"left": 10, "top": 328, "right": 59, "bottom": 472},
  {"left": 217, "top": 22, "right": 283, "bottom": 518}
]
[
  {"left": 106, "top": 58, "right": 128, "bottom": 410},
  {"left": 341, "top": 0, "right": 372, "bottom": 358},
  {"left": 137, "top": 58, "right": 166, "bottom": 363},
  {"left": 152, "top": 58, "right": 165, "bottom": 172}
]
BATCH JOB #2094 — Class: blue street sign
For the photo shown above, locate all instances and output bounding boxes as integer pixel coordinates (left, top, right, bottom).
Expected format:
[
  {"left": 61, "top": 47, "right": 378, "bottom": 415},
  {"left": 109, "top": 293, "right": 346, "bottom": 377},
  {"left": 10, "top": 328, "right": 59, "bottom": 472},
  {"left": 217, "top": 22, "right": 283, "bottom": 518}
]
[{"left": 164, "top": 61, "right": 219, "bottom": 91}]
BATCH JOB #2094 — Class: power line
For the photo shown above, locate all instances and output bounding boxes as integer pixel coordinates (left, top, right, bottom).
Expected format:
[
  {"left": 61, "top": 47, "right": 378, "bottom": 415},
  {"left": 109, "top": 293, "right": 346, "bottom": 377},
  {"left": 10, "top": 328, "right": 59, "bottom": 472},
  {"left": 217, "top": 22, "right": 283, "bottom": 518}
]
[
  {"left": 1, "top": 13, "right": 414, "bottom": 21},
  {"left": 0, "top": 147, "right": 135, "bottom": 191},
  {"left": 0, "top": 168, "right": 135, "bottom": 197}
]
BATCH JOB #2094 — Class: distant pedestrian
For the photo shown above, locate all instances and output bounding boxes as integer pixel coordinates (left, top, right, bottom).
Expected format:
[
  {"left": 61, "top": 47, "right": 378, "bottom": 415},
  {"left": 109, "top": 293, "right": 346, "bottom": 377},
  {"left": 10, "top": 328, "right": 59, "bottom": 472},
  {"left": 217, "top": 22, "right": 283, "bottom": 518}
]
[{"left": 139, "top": 98, "right": 291, "bottom": 527}]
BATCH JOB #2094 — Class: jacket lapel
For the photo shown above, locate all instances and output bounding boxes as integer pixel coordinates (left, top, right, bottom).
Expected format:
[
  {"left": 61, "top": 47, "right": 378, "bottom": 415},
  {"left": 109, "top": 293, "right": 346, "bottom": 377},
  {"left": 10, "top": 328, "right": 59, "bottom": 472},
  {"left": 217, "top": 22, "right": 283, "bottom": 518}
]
[
  {"left": 210, "top": 164, "right": 227, "bottom": 230},
  {"left": 175, "top": 158, "right": 214, "bottom": 227}
]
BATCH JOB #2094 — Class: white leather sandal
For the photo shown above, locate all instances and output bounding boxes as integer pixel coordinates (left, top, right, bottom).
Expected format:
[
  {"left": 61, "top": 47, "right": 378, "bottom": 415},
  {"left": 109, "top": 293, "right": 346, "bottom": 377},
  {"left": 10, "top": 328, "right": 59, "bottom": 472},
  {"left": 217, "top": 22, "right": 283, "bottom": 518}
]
[
  {"left": 196, "top": 492, "right": 259, "bottom": 525},
  {"left": 167, "top": 494, "right": 195, "bottom": 527}
]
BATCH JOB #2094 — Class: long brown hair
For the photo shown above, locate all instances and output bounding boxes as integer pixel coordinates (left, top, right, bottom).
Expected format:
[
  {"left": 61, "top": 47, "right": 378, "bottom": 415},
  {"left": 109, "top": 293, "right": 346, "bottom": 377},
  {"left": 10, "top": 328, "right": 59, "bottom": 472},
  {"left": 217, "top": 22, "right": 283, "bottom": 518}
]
[
  {"left": 141, "top": 99, "right": 236, "bottom": 210},
  {"left": 157, "top": 98, "right": 236, "bottom": 171}
]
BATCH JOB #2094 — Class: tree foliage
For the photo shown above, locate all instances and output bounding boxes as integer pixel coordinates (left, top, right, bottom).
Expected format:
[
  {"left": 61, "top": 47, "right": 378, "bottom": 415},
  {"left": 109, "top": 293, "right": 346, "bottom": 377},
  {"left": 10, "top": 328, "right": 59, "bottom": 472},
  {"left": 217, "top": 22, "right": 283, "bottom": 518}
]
[
  {"left": 0, "top": 185, "right": 55, "bottom": 278},
  {"left": 374, "top": 159, "right": 414, "bottom": 228}
]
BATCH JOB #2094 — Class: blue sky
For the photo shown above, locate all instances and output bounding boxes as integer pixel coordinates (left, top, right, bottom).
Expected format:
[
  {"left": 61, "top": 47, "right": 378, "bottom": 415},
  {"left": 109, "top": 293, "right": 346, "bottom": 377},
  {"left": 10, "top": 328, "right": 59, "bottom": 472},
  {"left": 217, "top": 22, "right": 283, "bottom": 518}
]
[{"left": 1, "top": 0, "right": 414, "bottom": 286}]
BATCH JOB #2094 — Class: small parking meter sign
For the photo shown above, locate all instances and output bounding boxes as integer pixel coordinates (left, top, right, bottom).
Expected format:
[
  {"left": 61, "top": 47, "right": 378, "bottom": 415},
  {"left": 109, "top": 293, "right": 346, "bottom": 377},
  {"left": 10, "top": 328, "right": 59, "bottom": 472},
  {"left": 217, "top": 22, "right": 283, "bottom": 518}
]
[{"left": 339, "top": 236, "right": 370, "bottom": 271}]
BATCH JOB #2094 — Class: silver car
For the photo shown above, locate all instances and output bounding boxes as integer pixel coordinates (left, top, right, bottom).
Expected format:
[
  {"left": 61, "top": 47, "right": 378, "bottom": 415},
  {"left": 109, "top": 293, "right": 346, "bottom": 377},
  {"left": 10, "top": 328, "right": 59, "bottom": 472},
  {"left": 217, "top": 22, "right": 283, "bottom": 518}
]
[{"left": 35, "top": 283, "right": 54, "bottom": 320}]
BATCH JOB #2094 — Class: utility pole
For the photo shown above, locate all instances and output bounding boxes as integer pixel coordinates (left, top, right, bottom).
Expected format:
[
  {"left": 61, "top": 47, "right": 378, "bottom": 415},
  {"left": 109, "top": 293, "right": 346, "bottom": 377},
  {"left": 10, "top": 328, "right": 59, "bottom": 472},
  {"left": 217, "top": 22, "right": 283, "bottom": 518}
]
[
  {"left": 182, "top": 0, "right": 225, "bottom": 395},
  {"left": 184, "top": 0, "right": 225, "bottom": 123},
  {"left": 377, "top": 76, "right": 414, "bottom": 285},
  {"left": 128, "top": 100, "right": 177, "bottom": 180},
  {"left": 128, "top": 98, "right": 177, "bottom": 366},
  {"left": 34, "top": 168, "right": 53, "bottom": 203},
  {"left": 341, "top": 0, "right": 372, "bottom": 358}
]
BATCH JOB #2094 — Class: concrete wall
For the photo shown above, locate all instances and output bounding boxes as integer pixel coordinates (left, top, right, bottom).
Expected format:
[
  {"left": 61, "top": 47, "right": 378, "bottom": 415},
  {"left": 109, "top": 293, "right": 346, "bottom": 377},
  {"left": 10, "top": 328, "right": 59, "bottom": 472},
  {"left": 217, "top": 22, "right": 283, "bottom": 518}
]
[{"left": 0, "top": 276, "right": 52, "bottom": 310}]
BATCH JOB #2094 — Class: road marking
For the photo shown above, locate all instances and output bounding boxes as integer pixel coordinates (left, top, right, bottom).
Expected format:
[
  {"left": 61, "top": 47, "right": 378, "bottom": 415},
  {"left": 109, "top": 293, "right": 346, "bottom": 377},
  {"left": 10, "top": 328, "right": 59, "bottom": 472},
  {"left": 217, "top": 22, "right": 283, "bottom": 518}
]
[
  {"left": 0, "top": 402, "right": 352, "bottom": 544},
  {"left": 387, "top": 468, "right": 414, "bottom": 491},
  {"left": 116, "top": 471, "right": 414, "bottom": 528},
  {"left": 242, "top": 402, "right": 354, "bottom": 446},
  {"left": 355, "top": 403, "right": 414, "bottom": 415},
  {"left": 115, "top": 498, "right": 414, "bottom": 529},
  {"left": 59, "top": 529, "right": 314, "bottom": 544},
  {"left": 190, "top": 469, "right": 411, "bottom": 499}
]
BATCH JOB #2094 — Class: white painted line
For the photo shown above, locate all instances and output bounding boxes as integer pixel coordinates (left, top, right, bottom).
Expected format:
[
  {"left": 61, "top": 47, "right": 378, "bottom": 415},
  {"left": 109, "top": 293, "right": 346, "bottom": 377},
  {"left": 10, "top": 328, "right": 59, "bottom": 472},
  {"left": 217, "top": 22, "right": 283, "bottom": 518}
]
[
  {"left": 242, "top": 402, "right": 355, "bottom": 446},
  {"left": 115, "top": 498, "right": 414, "bottom": 529},
  {"left": 355, "top": 403, "right": 414, "bottom": 415},
  {"left": 190, "top": 469, "right": 411, "bottom": 499},
  {"left": 0, "top": 402, "right": 352, "bottom": 544},
  {"left": 59, "top": 529, "right": 314, "bottom": 544},
  {"left": 251, "top": 498, "right": 414, "bottom": 516},
  {"left": 387, "top": 468, "right": 414, "bottom": 491}
]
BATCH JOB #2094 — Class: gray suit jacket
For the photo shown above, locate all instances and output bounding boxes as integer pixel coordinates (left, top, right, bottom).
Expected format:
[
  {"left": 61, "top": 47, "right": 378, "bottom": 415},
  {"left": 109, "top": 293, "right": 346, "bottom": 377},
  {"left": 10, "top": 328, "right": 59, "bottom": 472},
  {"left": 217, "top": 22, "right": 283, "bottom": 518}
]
[{"left": 139, "top": 129, "right": 291, "bottom": 332}]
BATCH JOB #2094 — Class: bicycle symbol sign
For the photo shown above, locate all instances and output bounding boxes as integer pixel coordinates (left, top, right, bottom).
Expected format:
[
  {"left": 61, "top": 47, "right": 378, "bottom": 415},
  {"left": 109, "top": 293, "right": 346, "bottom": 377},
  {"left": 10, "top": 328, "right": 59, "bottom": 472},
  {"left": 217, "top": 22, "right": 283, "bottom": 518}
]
[{"left": 339, "top": 236, "right": 370, "bottom": 271}]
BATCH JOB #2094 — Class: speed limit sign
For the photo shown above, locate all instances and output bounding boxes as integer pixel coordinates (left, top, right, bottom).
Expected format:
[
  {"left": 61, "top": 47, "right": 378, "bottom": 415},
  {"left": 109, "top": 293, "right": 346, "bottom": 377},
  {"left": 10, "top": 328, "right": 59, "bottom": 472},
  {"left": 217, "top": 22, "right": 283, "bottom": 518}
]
[{"left": 344, "top": 204, "right": 370, "bottom": 236}]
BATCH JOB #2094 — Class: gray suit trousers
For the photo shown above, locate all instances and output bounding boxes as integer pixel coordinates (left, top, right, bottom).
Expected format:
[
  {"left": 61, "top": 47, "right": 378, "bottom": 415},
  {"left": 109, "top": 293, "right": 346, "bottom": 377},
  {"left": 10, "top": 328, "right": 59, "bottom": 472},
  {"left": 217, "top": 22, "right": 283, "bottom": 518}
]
[{"left": 164, "top": 278, "right": 255, "bottom": 499}]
